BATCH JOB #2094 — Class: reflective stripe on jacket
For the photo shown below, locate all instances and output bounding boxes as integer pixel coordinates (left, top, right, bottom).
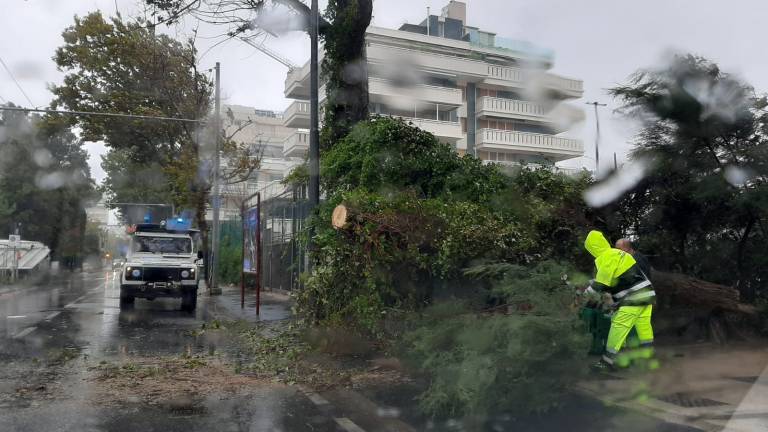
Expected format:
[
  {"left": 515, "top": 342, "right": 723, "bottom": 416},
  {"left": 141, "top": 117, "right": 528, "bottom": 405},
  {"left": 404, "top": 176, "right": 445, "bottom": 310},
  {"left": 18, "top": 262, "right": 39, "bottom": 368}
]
[{"left": 584, "top": 230, "right": 655, "bottom": 306}]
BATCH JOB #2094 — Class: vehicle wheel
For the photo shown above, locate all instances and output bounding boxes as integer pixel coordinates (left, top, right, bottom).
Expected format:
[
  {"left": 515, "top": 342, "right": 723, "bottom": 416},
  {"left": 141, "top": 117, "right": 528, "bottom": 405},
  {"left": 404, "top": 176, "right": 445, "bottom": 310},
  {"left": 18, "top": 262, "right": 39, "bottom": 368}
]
[
  {"left": 119, "top": 286, "right": 135, "bottom": 308},
  {"left": 181, "top": 290, "right": 197, "bottom": 312}
]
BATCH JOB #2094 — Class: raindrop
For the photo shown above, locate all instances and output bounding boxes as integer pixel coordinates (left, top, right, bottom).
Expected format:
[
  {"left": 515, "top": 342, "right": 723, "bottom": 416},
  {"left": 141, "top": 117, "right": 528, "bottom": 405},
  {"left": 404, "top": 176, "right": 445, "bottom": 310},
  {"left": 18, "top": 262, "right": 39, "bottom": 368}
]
[
  {"left": 724, "top": 165, "right": 751, "bottom": 187},
  {"left": 35, "top": 171, "right": 67, "bottom": 190},
  {"left": 33, "top": 148, "right": 53, "bottom": 168},
  {"left": 376, "top": 406, "right": 401, "bottom": 418},
  {"left": 583, "top": 160, "right": 649, "bottom": 207}
]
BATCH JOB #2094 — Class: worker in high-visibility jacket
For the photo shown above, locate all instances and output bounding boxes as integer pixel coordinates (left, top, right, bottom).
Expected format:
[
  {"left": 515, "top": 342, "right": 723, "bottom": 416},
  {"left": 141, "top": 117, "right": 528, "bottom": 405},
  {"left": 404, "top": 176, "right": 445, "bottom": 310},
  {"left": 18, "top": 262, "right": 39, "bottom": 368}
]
[{"left": 584, "top": 230, "right": 656, "bottom": 370}]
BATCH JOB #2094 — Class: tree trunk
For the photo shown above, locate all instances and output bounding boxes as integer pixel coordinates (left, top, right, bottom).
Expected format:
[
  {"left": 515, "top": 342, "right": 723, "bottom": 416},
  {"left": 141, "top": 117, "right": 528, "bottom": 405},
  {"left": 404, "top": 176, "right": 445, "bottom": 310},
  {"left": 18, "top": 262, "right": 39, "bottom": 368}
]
[
  {"left": 651, "top": 270, "right": 756, "bottom": 315},
  {"left": 195, "top": 195, "right": 210, "bottom": 284}
]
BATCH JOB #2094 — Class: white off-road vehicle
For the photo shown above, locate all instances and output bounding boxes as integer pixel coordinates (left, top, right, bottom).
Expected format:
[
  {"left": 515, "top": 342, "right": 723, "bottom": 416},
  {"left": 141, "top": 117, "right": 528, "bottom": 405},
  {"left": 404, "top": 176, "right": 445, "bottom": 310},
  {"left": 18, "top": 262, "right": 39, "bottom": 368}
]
[{"left": 120, "top": 224, "right": 202, "bottom": 311}]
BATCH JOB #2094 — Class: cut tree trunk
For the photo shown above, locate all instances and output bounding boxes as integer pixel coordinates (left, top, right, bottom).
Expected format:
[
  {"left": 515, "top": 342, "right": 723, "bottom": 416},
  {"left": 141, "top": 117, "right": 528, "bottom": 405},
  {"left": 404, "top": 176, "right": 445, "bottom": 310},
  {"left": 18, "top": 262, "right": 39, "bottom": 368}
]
[
  {"left": 651, "top": 270, "right": 756, "bottom": 316},
  {"left": 651, "top": 271, "right": 758, "bottom": 343}
]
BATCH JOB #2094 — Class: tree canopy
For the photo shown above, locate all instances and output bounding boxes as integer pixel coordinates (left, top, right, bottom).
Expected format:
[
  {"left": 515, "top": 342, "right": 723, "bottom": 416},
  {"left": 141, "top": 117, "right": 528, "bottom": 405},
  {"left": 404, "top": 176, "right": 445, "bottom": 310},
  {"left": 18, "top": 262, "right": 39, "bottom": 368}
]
[
  {"left": 50, "top": 11, "right": 260, "bottom": 274},
  {"left": 0, "top": 106, "right": 97, "bottom": 265},
  {"left": 608, "top": 55, "right": 768, "bottom": 299}
]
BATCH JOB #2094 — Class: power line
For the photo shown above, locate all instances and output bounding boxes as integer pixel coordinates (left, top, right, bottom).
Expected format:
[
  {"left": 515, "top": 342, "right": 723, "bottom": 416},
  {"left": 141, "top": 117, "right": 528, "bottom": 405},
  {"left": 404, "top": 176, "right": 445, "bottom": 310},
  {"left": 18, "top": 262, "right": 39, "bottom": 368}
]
[
  {"left": 0, "top": 56, "right": 35, "bottom": 108},
  {"left": 0, "top": 106, "right": 206, "bottom": 124}
]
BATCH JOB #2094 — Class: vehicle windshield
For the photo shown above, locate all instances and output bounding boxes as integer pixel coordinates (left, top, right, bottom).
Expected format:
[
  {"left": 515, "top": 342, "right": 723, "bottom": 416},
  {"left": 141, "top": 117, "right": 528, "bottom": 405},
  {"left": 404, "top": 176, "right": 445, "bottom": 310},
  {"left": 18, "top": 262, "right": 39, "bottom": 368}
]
[
  {"left": 5, "top": 1, "right": 768, "bottom": 431},
  {"left": 132, "top": 236, "right": 191, "bottom": 254}
]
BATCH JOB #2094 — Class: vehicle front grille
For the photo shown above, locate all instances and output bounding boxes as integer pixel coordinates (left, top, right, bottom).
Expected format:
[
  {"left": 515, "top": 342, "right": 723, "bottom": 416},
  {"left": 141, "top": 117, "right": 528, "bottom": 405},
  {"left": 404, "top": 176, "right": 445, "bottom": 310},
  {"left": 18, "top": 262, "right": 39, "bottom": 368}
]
[{"left": 142, "top": 267, "right": 181, "bottom": 282}]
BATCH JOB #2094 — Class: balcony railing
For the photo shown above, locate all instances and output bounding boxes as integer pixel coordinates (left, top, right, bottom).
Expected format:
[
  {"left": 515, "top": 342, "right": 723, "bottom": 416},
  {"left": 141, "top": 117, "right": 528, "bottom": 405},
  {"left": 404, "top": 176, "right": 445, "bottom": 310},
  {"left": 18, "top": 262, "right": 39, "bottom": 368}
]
[
  {"left": 401, "top": 117, "right": 463, "bottom": 140},
  {"left": 481, "top": 160, "right": 587, "bottom": 176},
  {"left": 283, "top": 130, "right": 309, "bottom": 157},
  {"left": 476, "top": 129, "right": 583, "bottom": 159},
  {"left": 283, "top": 101, "right": 310, "bottom": 128},
  {"left": 369, "top": 77, "right": 462, "bottom": 106},
  {"left": 485, "top": 65, "right": 583, "bottom": 97},
  {"left": 477, "top": 96, "right": 546, "bottom": 118}
]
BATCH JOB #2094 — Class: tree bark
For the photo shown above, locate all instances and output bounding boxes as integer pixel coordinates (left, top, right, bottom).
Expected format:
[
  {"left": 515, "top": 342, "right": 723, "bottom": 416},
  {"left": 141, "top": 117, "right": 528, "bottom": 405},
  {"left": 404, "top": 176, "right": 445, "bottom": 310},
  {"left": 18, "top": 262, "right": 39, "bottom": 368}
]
[{"left": 651, "top": 270, "right": 756, "bottom": 315}]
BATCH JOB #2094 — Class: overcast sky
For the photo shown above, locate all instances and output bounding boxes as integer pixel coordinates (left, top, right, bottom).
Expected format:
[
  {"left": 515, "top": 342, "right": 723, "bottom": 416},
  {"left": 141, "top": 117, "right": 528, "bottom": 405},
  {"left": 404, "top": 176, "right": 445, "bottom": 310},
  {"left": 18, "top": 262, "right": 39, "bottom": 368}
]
[{"left": 2, "top": 0, "right": 767, "bottom": 181}]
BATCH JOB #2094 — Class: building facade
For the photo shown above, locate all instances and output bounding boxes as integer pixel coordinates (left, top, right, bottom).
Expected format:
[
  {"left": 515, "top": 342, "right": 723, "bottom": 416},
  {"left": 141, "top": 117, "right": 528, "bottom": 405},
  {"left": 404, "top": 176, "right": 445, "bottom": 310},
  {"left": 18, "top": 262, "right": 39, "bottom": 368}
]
[
  {"left": 283, "top": 1, "right": 584, "bottom": 169},
  {"left": 218, "top": 105, "right": 302, "bottom": 220}
]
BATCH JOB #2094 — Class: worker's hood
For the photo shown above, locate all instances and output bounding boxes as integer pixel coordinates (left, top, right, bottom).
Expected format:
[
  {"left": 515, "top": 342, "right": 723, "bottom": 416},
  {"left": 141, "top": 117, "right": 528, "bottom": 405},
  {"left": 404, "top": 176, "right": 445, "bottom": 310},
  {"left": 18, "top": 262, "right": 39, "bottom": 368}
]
[
  {"left": 585, "top": 230, "right": 610, "bottom": 258},
  {"left": 584, "top": 230, "right": 636, "bottom": 286}
]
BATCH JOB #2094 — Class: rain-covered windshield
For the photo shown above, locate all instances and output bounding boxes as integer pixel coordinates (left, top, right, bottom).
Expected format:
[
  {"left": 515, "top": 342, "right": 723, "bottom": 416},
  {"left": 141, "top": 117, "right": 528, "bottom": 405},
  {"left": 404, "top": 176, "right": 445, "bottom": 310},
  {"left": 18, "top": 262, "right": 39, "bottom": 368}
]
[
  {"left": 4, "top": 1, "right": 768, "bottom": 431},
  {"left": 131, "top": 236, "right": 192, "bottom": 254}
]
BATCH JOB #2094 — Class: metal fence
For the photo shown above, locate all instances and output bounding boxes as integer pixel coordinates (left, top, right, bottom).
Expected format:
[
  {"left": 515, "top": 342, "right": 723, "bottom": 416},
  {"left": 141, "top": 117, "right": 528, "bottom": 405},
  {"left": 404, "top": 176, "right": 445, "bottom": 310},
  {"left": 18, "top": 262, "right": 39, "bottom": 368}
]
[{"left": 259, "top": 182, "right": 309, "bottom": 292}]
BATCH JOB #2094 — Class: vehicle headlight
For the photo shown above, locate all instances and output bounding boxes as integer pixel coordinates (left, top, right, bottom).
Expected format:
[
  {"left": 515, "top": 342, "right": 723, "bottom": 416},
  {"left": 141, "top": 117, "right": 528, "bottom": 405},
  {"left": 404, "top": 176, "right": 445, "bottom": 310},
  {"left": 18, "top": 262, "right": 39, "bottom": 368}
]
[
  {"left": 131, "top": 269, "right": 141, "bottom": 278},
  {"left": 181, "top": 270, "right": 190, "bottom": 278}
]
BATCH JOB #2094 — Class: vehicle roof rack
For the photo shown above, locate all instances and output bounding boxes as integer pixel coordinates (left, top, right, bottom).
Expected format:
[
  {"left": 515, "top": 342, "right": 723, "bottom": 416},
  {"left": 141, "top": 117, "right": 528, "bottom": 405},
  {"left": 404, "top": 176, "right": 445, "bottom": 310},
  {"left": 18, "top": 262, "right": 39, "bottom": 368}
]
[{"left": 127, "top": 223, "right": 200, "bottom": 234}]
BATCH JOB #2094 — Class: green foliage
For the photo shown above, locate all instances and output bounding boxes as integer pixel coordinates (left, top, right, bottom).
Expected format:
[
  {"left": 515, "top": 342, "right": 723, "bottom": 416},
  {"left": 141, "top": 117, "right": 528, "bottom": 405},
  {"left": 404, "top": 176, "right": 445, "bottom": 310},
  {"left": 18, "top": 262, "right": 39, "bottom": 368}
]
[
  {"left": 299, "top": 117, "right": 596, "bottom": 336},
  {"left": 0, "top": 108, "right": 96, "bottom": 263},
  {"left": 321, "top": 117, "right": 507, "bottom": 202},
  {"left": 320, "top": 0, "right": 374, "bottom": 148},
  {"left": 52, "top": 11, "right": 210, "bottom": 215},
  {"left": 609, "top": 54, "right": 768, "bottom": 299},
  {"left": 402, "top": 262, "right": 589, "bottom": 417}
]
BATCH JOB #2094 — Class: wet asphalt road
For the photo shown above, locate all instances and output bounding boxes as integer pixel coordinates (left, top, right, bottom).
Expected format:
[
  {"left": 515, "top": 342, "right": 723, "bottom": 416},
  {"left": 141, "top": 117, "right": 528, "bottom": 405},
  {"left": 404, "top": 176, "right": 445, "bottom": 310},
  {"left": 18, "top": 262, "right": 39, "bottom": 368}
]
[
  {"left": 0, "top": 270, "right": 344, "bottom": 432},
  {"left": 0, "top": 271, "right": 707, "bottom": 432}
]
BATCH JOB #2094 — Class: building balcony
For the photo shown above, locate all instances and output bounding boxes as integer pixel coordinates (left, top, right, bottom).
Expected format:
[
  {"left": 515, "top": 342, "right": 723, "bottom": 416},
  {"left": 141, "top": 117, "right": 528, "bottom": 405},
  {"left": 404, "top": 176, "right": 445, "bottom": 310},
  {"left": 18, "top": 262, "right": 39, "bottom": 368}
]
[
  {"left": 283, "top": 130, "right": 309, "bottom": 157},
  {"left": 476, "top": 97, "right": 547, "bottom": 121},
  {"left": 284, "top": 62, "right": 311, "bottom": 99},
  {"left": 367, "top": 43, "right": 488, "bottom": 80},
  {"left": 369, "top": 77, "right": 462, "bottom": 106},
  {"left": 466, "top": 97, "right": 585, "bottom": 132},
  {"left": 401, "top": 117, "right": 463, "bottom": 142},
  {"left": 476, "top": 129, "right": 583, "bottom": 161},
  {"left": 481, "top": 160, "right": 587, "bottom": 176},
  {"left": 283, "top": 101, "right": 310, "bottom": 128},
  {"left": 484, "top": 65, "right": 583, "bottom": 99}
]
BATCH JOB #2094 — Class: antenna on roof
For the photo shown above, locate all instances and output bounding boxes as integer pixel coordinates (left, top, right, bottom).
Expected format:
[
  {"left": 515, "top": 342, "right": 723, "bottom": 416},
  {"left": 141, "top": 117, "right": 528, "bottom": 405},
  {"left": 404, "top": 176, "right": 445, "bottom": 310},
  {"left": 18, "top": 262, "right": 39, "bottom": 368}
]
[{"left": 427, "top": 7, "right": 430, "bottom": 35}]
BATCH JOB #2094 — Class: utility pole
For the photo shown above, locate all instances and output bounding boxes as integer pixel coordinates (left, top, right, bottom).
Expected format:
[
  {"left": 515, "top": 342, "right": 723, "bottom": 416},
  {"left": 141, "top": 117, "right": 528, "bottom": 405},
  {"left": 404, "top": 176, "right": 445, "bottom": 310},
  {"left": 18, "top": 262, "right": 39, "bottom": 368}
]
[
  {"left": 586, "top": 102, "right": 606, "bottom": 177},
  {"left": 307, "top": 0, "right": 320, "bottom": 270},
  {"left": 210, "top": 62, "right": 222, "bottom": 294}
]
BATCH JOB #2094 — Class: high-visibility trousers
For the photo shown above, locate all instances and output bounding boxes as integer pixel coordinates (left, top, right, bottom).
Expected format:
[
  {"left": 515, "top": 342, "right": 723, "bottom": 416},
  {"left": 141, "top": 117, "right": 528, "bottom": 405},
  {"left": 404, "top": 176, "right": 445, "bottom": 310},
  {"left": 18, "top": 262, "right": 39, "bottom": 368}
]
[{"left": 603, "top": 305, "right": 654, "bottom": 367}]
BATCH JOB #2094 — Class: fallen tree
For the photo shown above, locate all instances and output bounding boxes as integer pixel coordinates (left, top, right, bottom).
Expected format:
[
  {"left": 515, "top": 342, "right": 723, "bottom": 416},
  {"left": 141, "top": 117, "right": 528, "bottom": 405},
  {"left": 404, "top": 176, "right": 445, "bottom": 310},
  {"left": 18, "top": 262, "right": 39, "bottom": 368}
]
[
  {"left": 652, "top": 270, "right": 757, "bottom": 316},
  {"left": 651, "top": 270, "right": 758, "bottom": 343}
]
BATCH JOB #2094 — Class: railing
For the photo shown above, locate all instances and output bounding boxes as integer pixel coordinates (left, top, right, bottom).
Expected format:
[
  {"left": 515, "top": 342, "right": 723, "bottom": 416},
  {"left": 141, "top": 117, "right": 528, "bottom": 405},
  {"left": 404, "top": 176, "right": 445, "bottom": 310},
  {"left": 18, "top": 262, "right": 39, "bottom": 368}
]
[
  {"left": 478, "top": 97, "right": 546, "bottom": 117},
  {"left": 487, "top": 65, "right": 524, "bottom": 82},
  {"left": 542, "top": 73, "right": 584, "bottom": 92},
  {"left": 400, "top": 117, "right": 462, "bottom": 138},
  {"left": 285, "top": 101, "right": 309, "bottom": 116},
  {"left": 477, "top": 129, "right": 583, "bottom": 153},
  {"left": 283, "top": 130, "right": 309, "bottom": 156},
  {"left": 369, "top": 77, "right": 463, "bottom": 105},
  {"left": 283, "top": 101, "right": 310, "bottom": 127},
  {"left": 486, "top": 65, "right": 583, "bottom": 94},
  {"left": 481, "top": 160, "right": 587, "bottom": 176}
]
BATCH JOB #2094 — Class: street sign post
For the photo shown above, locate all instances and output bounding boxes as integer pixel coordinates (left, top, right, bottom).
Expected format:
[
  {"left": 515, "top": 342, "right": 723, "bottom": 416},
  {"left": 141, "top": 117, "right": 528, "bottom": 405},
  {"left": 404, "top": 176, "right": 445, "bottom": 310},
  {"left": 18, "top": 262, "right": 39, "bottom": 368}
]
[{"left": 241, "top": 192, "right": 261, "bottom": 315}]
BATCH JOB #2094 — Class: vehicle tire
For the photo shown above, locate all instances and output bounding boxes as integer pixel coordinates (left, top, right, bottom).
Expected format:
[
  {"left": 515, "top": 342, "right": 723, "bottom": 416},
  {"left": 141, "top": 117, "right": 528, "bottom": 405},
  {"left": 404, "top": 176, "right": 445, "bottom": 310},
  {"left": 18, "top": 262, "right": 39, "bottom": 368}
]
[
  {"left": 181, "top": 289, "right": 197, "bottom": 312},
  {"left": 119, "top": 286, "right": 135, "bottom": 308}
]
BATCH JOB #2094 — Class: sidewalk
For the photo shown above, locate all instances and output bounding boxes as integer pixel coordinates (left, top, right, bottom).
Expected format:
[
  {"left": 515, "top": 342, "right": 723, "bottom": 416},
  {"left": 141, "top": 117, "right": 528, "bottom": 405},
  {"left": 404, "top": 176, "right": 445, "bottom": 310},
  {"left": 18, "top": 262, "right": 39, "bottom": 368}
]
[{"left": 576, "top": 343, "right": 768, "bottom": 431}]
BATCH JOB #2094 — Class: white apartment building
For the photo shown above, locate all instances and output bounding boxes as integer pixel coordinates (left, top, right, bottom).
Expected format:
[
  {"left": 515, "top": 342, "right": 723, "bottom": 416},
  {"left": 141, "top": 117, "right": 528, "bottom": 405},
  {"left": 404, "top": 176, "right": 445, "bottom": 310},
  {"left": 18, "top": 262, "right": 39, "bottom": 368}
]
[
  {"left": 283, "top": 1, "right": 584, "bottom": 168},
  {"left": 218, "top": 105, "right": 301, "bottom": 220}
]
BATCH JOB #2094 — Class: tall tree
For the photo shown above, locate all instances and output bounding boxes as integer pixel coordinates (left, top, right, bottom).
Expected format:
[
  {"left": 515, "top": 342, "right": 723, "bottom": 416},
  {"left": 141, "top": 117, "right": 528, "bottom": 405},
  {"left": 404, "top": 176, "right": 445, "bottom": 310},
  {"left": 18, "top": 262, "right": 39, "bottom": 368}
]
[
  {"left": 51, "top": 12, "right": 259, "bottom": 270},
  {"left": 320, "top": 0, "right": 373, "bottom": 148},
  {"left": 145, "top": 0, "right": 374, "bottom": 148},
  {"left": 609, "top": 55, "right": 768, "bottom": 299},
  {"left": 0, "top": 105, "right": 97, "bottom": 266}
]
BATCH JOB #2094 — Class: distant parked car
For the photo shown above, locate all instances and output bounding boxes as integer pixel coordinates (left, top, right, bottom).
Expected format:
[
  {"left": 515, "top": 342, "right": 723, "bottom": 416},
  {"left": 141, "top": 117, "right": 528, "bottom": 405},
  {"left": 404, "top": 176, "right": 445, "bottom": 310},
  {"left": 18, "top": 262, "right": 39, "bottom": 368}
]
[{"left": 113, "top": 259, "right": 125, "bottom": 271}]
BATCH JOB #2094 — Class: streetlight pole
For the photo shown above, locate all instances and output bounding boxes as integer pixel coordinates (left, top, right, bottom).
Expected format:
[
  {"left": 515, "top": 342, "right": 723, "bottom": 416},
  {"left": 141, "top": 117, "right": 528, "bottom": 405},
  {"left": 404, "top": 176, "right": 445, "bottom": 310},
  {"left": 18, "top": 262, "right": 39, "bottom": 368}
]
[
  {"left": 308, "top": 0, "right": 320, "bottom": 210},
  {"left": 586, "top": 102, "right": 606, "bottom": 177},
  {"left": 210, "top": 62, "right": 222, "bottom": 294},
  {"left": 306, "top": 0, "right": 320, "bottom": 272}
]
